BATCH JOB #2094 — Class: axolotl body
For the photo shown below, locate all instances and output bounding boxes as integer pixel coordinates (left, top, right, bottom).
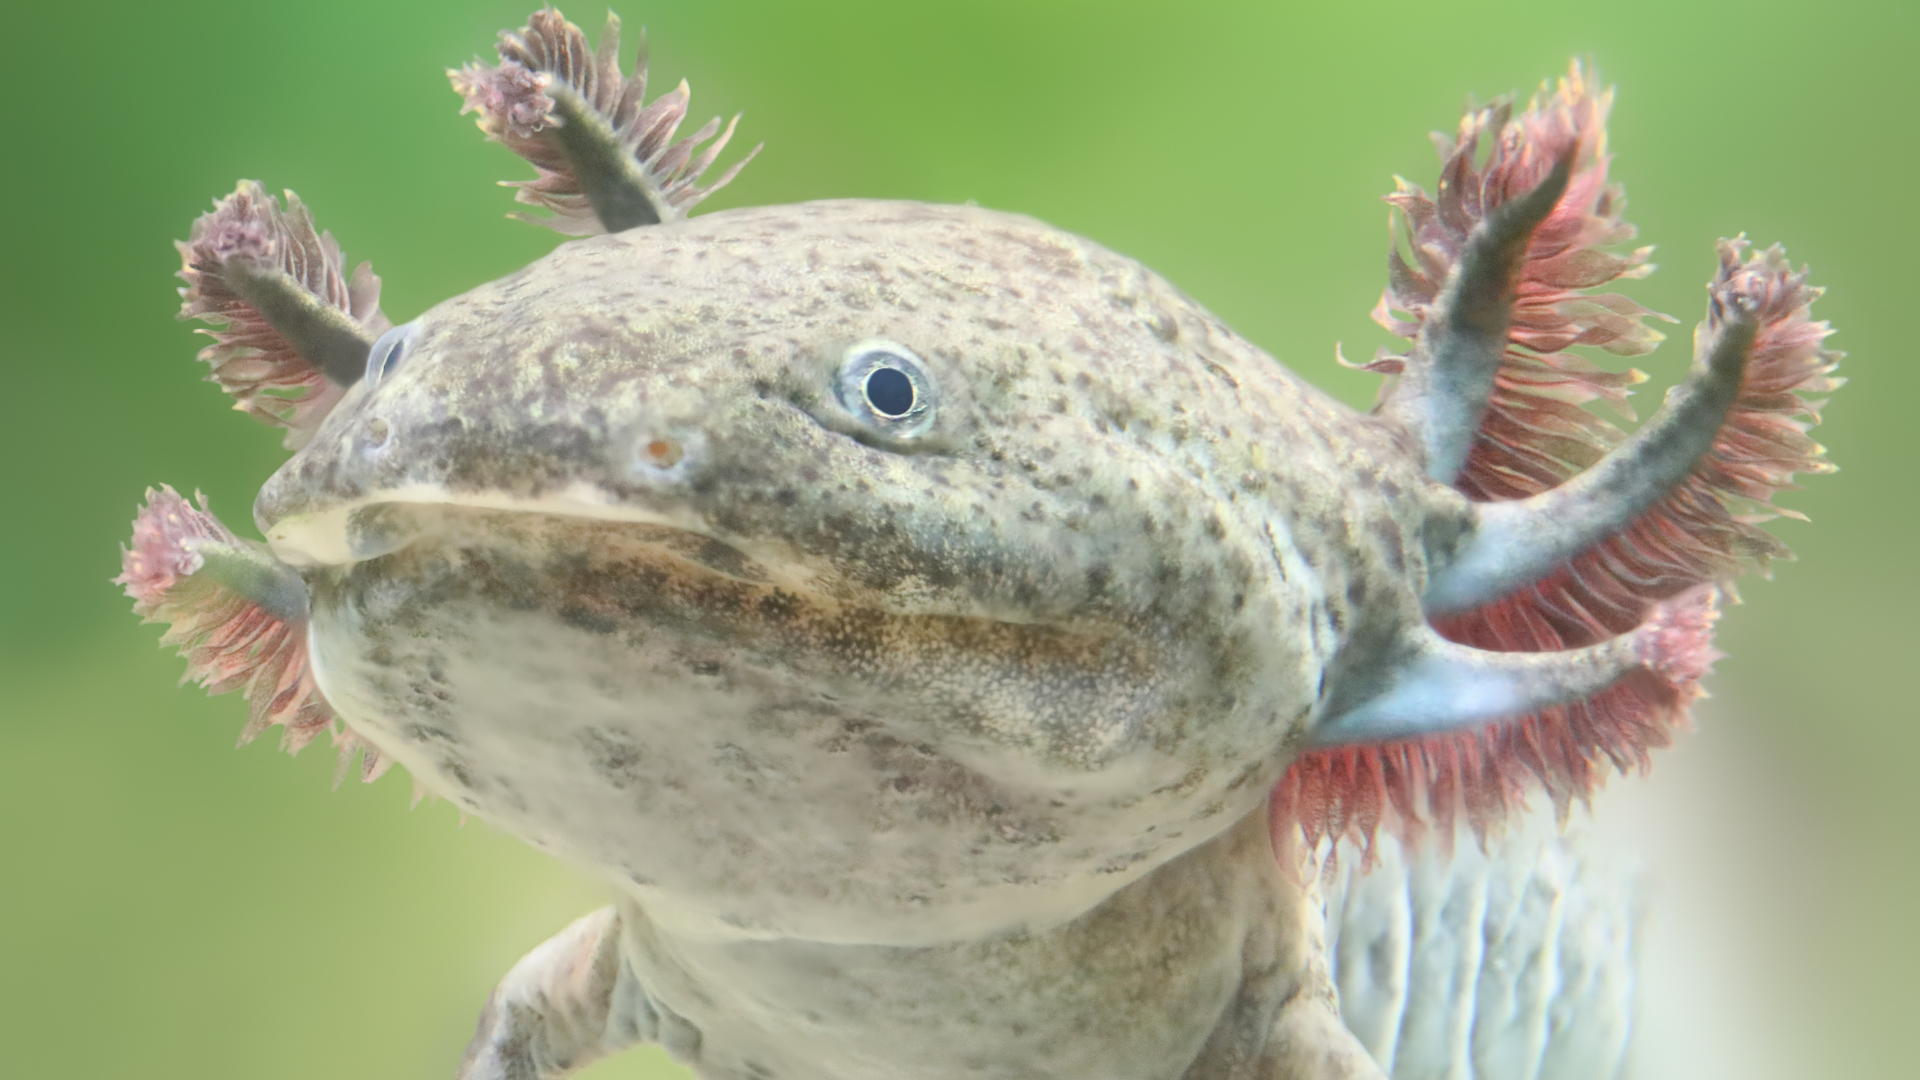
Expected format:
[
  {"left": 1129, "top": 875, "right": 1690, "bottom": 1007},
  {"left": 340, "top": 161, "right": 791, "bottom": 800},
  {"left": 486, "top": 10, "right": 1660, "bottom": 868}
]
[{"left": 120, "top": 10, "right": 1841, "bottom": 1079}]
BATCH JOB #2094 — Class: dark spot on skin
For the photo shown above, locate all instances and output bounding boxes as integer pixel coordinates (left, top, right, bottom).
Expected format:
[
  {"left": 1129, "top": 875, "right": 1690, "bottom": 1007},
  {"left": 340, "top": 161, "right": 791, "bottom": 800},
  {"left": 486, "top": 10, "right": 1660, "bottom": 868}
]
[
  {"left": 1223, "top": 759, "right": 1266, "bottom": 792},
  {"left": 1201, "top": 358, "right": 1239, "bottom": 388},
  {"left": 1368, "top": 517, "right": 1407, "bottom": 574},
  {"left": 758, "top": 590, "right": 798, "bottom": 622},
  {"left": 690, "top": 659, "right": 724, "bottom": 676},
  {"left": 1009, "top": 578, "right": 1041, "bottom": 608},
  {"left": 1346, "top": 577, "right": 1369, "bottom": 607},
  {"left": 580, "top": 729, "right": 645, "bottom": 789},
  {"left": 1086, "top": 564, "right": 1112, "bottom": 595},
  {"left": 488, "top": 773, "right": 526, "bottom": 812},
  {"left": 559, "top": 604, "right": 620, "bottom": 634},
  {"left": 692, "top": 538, "right": 757, "bottom": 580},
  {"left": 443, "top": 756, "right": 481, "bottom": 792}
]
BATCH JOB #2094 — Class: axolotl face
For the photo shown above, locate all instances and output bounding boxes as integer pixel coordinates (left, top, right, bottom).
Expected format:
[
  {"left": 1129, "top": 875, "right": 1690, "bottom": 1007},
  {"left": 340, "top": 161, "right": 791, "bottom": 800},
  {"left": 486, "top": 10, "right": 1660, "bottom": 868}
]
[{"left": 254, "top": 199, "right": 1449, "bottom": 945}]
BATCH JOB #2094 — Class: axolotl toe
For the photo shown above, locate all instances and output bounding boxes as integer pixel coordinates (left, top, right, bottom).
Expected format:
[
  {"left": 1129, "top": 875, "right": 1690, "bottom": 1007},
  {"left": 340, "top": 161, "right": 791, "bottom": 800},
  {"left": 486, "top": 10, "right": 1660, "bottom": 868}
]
[{"left": 119, "top": 9, "right": 1840, "bottom": 1080}]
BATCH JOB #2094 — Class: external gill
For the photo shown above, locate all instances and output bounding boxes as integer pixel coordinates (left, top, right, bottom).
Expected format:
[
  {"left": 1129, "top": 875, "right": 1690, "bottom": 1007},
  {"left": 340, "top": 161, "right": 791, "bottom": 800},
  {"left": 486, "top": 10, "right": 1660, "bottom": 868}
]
[
  {"left": 1310, "top": 588, "right": 1717, "bottom": 749},
  {"left": 1425, "top": 236, "right": 1840, "bottom": 623},
  {"left": 1278, "top": 63, "right": 1841, "bottom": 848},
  {"left": 1279, "top": 590, "right": 1720, "bottom": 848},
  {"left": 176, "top": 181, "right": 390, "bottom": 447},
  {"left": 1359, "top": 62, "right": 1665, "bottom": 498},
  {"left": 117, "top": 487, "right": 392, "bottom": 786},
  {"left": 450, "top": 7, "right": 760, "bottom": 234},
  {"left": 1425, "top": 287, "right": 1755, "bottom": 615},
  {"left": 1379, "top": 148, "right": 1575, "bottom": 485}
]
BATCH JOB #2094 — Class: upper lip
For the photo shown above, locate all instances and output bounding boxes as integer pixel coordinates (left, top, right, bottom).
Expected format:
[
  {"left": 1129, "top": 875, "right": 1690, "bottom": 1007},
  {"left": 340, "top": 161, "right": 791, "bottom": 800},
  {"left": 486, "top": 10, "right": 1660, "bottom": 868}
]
[{"left": 262, "top": 483, "right": 715, "bottom": 569}]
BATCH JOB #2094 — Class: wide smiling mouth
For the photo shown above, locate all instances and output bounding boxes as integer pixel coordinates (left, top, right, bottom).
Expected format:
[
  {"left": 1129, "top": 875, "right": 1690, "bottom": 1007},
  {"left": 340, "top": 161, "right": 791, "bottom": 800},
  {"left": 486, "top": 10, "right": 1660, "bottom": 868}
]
[
  {"left": 264, "top": 482, "right": 724, "bottom": 570},
  {"left": 274, "top": 497, "right": 805, "bottom": 623}
]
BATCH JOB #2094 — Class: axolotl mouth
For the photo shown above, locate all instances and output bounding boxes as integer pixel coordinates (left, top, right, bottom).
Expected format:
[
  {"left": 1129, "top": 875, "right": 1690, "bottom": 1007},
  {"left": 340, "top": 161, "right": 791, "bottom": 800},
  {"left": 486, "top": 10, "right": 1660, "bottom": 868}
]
[{"left": 275, "top": 493, "right": 1279, "bottom": 946}]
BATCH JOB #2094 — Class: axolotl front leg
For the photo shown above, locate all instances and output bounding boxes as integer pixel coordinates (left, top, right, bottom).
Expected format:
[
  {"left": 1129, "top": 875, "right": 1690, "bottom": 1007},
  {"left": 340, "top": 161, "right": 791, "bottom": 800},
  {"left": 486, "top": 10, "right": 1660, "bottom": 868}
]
[
  {"left": 459, "top": 809, "right": 1388, "bottom": 1080},
  {"left": 457, "top": 907, "right": 703, "bottom": 1079}
]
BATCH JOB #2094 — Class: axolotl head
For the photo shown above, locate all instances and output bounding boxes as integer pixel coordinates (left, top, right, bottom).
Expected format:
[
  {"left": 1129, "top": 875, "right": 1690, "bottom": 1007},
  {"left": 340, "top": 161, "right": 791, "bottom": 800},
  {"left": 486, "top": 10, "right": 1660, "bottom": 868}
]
[
  {"left": 128, "top": 11, "right": 1838, "bottom": 946},
  {"left": 251, "top": 198, "right": 1438, "bottom": 941}
]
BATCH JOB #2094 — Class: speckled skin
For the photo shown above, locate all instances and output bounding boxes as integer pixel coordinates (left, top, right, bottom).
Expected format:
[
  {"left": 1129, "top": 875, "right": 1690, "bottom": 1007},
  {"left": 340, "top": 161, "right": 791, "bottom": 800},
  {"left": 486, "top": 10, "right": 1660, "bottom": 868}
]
[{"left": 259, "top": 200, "right": 1472, "bottom": 1077}]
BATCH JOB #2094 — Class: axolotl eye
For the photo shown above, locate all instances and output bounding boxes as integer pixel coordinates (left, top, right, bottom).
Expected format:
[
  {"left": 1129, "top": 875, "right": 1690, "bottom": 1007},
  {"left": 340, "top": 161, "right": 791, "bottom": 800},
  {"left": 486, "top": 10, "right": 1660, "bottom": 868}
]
[
  {"left": 837, "top": 340, "right": 938, "bottom": 438},
  {"left": 364, "top": 321, "right": 418, "bottom": 387}
]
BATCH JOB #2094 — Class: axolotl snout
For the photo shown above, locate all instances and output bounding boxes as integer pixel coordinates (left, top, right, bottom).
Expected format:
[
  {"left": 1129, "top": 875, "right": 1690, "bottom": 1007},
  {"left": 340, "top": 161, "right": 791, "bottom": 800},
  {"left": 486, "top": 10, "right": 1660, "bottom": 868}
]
[{"left": 121, "top": 9, "right": 1841, "bottom": 1079}]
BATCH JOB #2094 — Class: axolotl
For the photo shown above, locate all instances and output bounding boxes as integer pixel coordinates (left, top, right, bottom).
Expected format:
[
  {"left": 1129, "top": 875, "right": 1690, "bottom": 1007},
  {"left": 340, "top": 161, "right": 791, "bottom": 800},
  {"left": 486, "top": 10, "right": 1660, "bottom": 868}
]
[{"left": 119, "top": 9, "right": 1841, "bottom": 1079}]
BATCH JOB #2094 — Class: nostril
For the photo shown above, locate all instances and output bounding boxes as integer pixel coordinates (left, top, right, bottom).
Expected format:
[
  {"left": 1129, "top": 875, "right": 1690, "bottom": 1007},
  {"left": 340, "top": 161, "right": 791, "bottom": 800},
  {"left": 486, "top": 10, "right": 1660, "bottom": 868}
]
[
  {"left": 626, "top": 426, "right": 704, "bottom": 484},
  {"left": 642, "top": 438, "right": 684, "bottom": 469}
]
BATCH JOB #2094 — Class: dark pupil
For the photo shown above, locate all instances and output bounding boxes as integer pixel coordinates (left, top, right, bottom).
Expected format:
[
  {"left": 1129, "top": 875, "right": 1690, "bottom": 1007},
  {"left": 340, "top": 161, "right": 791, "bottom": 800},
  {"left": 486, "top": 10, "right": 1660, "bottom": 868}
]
[{"left": 864, "top": 366, "right": 916, "bottom": 417}]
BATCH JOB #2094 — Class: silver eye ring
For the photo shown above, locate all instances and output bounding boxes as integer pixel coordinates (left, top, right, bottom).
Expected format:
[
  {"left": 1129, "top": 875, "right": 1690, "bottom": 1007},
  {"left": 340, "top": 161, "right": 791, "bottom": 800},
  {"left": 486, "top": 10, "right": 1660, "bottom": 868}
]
[{"left": 837, "top": 339, "right": 937, "bottom": 438}]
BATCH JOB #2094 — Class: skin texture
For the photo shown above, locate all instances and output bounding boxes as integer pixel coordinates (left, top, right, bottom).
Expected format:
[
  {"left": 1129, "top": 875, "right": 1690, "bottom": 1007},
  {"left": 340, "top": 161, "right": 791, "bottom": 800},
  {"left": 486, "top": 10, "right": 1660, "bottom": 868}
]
[{"left": 256, "top": 199, "right": 1455, "bottom": 1075}]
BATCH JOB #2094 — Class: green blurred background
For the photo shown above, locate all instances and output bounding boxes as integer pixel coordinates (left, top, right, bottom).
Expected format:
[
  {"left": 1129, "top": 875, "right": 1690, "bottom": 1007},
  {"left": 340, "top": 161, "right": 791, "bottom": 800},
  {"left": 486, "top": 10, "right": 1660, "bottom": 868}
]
[{"left": 1, "top": 0, "right": 1911, "bottom": 1076}]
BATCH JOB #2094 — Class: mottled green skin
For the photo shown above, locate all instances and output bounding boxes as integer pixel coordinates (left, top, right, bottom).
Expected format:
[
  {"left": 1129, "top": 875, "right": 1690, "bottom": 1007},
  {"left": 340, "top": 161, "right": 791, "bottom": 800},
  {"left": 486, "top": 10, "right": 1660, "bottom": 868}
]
[{"left": 257, "top": 200, "right": 1466, "bottom": 1077}]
